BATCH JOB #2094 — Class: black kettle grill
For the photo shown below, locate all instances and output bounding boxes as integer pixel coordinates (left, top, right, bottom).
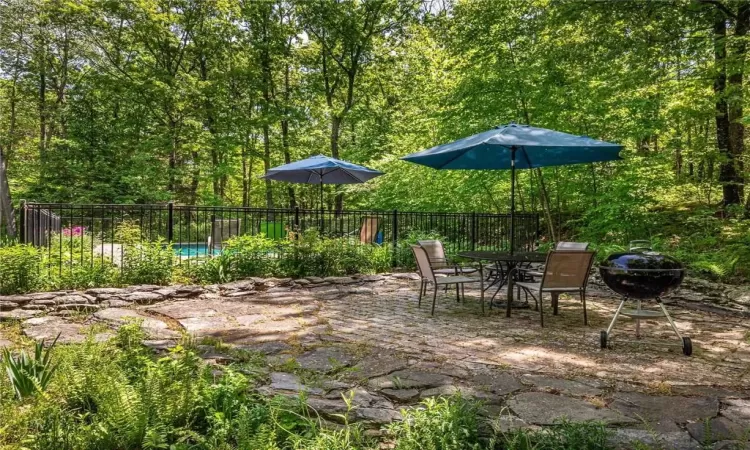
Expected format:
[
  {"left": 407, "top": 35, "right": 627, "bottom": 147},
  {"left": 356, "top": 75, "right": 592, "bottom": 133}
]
[{"left": 598, "top": 241, "right": 692, "bottom": 356}]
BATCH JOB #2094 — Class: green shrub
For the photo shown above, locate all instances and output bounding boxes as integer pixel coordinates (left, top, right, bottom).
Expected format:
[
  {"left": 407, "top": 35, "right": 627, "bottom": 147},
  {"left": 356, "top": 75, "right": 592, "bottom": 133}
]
[
  {"left": 121, "top": 240, "right": 174, "bottom": 285},
  {"left": 190, "top": 234, "right": 283, "bottom": 284},
  {"left": 498, "top": 419, "right": 611, "bottom": 450},
  {"left": 281, "top": 230, "right": 391, "bottom": 278},
  {"left": 0, "top": 244, "right": 43, "bottom": 294},
  {"left": 225, "top": 234, "right": 285, "bottom": 278},
  {"left": 48, "top": 260, "right": 119, "bottom": 290},
  {"left": 392, "top": 230, "right": 447, "bottom": 269},
  {"left": 388, "top": 395, "right": 482, "bottom": 450}
]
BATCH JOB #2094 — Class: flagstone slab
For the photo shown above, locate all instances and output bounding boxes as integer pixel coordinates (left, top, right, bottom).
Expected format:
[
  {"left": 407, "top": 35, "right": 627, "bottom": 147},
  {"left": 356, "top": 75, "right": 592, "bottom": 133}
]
[
  {"left": 269, "top": 372, "right": 323, "bottom": 395},
  {"left": 722, "top": 399, "right": 750, "bottom": 426},
  {"left": 369, "top": 370, "right": 453, "bottom": 390},
  {"left": 179, "top": 316, "right": 233, "bottom": 332},
  {"left": 686, "top": 417, "right": 746, "bottom": 444},
  {"left": 471, "top": 372, "right": 524, "bottom": 395},
  {"left": 296, "top": 346, "right": 357, "bottom": 372},
  {"left": 93, "top": 308, "right": 178, "bottom": 339},
  {"left": 381, "top": 388, "right": 420, "bottom": 402},
  {"left": 346, "top": 350, "right": 410, "bottom": 380},
  {"left": 521, "top": 374, "right": 603, "bottom": 397},
  {"left": 610, "top": 392, "right": 719, "bottom": 425},
  {"left": 22, "top": 316, "right": 110, "bottom": 344},
  {"left": 508, "top": 392, "right": 637, "bottom": 425},
  {"left": 0, "top": 309, "right": 42, "bottom": 321},
  {"left": 608, "top": 429, "right": 700, "bottom": 450}
]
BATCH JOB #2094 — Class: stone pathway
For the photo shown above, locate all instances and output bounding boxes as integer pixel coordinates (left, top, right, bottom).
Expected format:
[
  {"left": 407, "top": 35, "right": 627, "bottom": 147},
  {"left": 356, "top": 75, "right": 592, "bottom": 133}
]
[{"left": 1, "top": 274, "right": 749, "bottom": 448}]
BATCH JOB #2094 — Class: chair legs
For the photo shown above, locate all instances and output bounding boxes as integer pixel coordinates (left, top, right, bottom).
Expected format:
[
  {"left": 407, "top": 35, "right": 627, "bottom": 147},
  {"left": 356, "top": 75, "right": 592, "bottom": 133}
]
[
  {"left": 431, "top": 286, "right": 438, "bottom": 315},
  {"left": 582, "top": 290, "right": 588, "bottom": 325},
  {"left": 418, "top": 280, "right": 425, "bottom": 307}
]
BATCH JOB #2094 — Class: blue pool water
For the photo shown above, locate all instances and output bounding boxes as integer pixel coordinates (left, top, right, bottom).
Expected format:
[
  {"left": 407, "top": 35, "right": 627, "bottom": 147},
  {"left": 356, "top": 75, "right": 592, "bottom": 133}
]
[{"left": 172, "top": 243, "right": 212, "bottom": 257}]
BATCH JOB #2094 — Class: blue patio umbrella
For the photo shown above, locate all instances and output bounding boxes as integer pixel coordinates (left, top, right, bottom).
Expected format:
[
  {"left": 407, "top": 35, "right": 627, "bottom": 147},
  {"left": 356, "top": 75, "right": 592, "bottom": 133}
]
[
  {"left": 261, "top": 154, "right": 384, "bottom": 210},
  {"left": 402, "top": 123, "right": 623, "bottom": 252}
]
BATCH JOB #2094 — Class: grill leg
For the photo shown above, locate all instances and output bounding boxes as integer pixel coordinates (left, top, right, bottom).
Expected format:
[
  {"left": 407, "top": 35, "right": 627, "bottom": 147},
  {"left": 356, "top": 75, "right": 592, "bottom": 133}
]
[
  {"left": 658, "top": 299, "right": 684, "bottom": 341},
  {"left": 606, "top": 298, "right": 627, "bottom": 337},
  {"left": 636, "top": 299, "right": 642, "bottom": 339}
]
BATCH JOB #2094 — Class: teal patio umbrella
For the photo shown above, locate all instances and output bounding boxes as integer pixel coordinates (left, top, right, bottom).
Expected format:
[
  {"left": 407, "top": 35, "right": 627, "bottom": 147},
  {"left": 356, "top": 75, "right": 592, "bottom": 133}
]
[
  {"left": 401, "top": 123, "right": 623, "bottom": 252},
  {"left": 261, "top": 154, "right": 383, "bottom": 211}
]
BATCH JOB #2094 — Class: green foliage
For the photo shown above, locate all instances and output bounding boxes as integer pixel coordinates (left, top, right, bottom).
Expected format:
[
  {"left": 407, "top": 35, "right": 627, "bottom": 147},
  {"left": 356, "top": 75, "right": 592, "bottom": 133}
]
[
  {"left": 498, "top": 420, "right": 611, "bottom": 450},
  {"left": 392, "top": 230, "right": 447, "bottom": 269},
  {"left": 281, "top": 230, "right": 391, "bottom": 278},
  {"left": 0, "top": 325, "right": 375, "bottom": 450},
  {"left": 192, "top": 231, "right": 392, "bottom": 284},
  {"left": 121, "top": 240, "right": 174, "bottom": 286},
  {"left": 388, "top": 395, "right": 482, "bottom": 450},
  {"left": 189, "top": 234, "right": 285, "bottom": 284},
  {"left": 0, "top": 244, "right": 42, "bottom": 294},
  {"left": 1, "top": 334, "right": 59, "bottom": 400},
  {"left": 113, "top": 221, "right": 144, "bottom": 246}
]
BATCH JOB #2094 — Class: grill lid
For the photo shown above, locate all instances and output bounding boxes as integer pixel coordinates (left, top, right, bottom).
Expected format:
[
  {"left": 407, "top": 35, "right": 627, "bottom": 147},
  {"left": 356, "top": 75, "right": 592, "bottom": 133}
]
[{"left": 599, "top": 250, "right": 683, "bottom": 272}]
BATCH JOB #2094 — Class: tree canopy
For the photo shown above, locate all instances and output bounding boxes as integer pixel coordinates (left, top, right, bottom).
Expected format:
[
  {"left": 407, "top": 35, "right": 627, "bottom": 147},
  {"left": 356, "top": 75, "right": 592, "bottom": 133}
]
[{"left": 2, "top": 0, "right": 750, "bottom": 246}]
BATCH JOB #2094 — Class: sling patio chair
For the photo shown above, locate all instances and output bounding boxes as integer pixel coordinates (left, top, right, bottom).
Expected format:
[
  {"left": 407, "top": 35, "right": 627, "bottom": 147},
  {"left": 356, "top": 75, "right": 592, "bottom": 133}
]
[
  {"left": 521, "top": 241, "right": 590, "bottom": 278},
  {"left": 208, "top": 218, "right": 241, "bottom": 253},
  {"left": 417, "top": 240, "right": 477, "bottom": 276},
  {"left": 411, "top": 245, "right": 480, "bottom": 315},
  {"left": 359, "top": 216, "right": 380, "bottom": 244},
  {"left": 508, "top": 250, "right": 596, "bottom": 327}
]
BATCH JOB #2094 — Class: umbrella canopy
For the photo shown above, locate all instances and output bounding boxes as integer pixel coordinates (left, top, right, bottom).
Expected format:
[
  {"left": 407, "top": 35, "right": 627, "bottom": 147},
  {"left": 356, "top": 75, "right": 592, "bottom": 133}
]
[
  {"left": 401, "top": 123, "right": 623, "bottom": 253},
  {"left": 401, "top": 123, "right": 623, "bottom": 169},
  {"left": 261, "top": 155, "right": 383, "bottom": 218},
  {"left": 261, "top": 154, "right": 383, "bottom": 184}
]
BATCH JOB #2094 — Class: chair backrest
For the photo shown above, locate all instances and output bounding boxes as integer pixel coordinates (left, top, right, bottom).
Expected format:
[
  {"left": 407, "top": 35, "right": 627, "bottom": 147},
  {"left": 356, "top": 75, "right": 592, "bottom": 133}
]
[
  {"left": 540, "top": 250, "right": 596, "bottom": 290},
  {"left": 417, "top": 240, "right": 448, "bottom": 268},
  {"left": 360, "top": 217, "right": 379, "bottom": 244},
  {"left": 210, "top": 219, "right": 241, "bottom": 249},
  {"left": 555, "top": 241, "right": 589, "bottom": 250},
  {"left": 411, "top": 244, "right": 435, "bottom": 282}
]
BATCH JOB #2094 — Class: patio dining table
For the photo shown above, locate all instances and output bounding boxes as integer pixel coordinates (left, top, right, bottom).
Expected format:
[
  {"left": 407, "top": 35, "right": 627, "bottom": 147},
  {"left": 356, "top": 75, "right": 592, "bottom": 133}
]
[{"left": 457, "top": 251, "right": 547, "bottom": 310}]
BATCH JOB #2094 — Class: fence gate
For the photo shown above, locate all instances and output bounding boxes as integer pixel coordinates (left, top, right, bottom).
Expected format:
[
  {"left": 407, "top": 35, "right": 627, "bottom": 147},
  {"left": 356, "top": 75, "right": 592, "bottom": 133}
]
[{"left": 21, "top": 202, "right": 62, "bottom": 246}]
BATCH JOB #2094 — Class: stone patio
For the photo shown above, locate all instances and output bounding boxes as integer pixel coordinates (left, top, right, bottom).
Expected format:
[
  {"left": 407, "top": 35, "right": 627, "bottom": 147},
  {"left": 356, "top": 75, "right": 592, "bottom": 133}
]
[{"left": 1, "top": 273, "right": 749, "bottom": 448}]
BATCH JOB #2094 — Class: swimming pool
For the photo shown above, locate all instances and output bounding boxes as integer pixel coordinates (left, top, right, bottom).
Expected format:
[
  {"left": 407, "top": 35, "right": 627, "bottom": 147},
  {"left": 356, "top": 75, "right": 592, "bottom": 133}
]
[{"left": 171, "top": 242, "right": 213, "bottom": 258}]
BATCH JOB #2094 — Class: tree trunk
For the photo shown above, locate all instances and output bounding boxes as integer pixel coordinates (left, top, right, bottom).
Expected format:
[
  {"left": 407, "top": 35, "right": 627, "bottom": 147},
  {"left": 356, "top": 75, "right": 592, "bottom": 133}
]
[
  {"left": 729, "top": 3, "right": 750, "bottom": 212},
  {"left": 281, "top": 64, "right": 295, "bottom": 208},
  {"left": 168, "top": 118, "right": 177, "bottom": 195},
  {"left": 331, "top": 115, "right": 343, "bottom": 212},
  {"left": 281, "top": 120, "right": 295, "bottom": 208},
  {"left": 38, "top": 51, "right": 47, "bottom": 170},
  {"left": 263, "top": 123, "right": 273, "bottom": 209},
  {"left": 200, "top": 54, "right": 221, "bottom": 202},
  {"left": 0, "top": 146, "right": 15, "bottom": 238},
  {"left": 242, "top": 137, "right": 249, "bottom": 208},
  {"left": 713, "top": 8, "right": 741, "bottom": 207},
  {"left": 534, "top": 168, "right": 557, "bottom": 243}
]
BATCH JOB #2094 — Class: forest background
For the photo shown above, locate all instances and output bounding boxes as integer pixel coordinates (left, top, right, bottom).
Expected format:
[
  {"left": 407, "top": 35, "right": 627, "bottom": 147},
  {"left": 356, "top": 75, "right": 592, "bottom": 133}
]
[{"left": 2, "top": 0, "right": 750, "bottom": 280}]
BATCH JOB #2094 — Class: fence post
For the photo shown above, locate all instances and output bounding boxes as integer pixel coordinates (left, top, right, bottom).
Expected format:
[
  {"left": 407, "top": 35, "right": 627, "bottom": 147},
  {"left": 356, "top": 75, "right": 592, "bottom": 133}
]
[
  {"left": 167, "top": 201, "right": 174, "bottom": 242},
  {"left": 18, "top": 200, "right": 26, "bottom": 244},
  {"left": 294, "top": 207, "right": 300, "bottom": 239},
  {"left": 470, "top": 211, "right": 476, "bottom": 251},
  {"left": 391, "top": 209, "right": 398, "bottom": 268}
]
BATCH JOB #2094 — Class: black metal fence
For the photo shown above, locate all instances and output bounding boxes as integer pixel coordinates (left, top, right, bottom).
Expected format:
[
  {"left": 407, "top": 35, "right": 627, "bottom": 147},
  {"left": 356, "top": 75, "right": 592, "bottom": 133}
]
[{"left": 19, "top": 202, "right": 539, "bottom": 270}]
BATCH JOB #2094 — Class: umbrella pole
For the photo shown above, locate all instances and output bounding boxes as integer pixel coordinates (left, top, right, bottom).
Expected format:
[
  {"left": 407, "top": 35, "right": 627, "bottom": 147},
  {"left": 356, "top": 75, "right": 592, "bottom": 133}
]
[
  {"left": 510, "top": 146, "right": 516, "bottom": 255},
  {"left": 320, "top": 179, "right": 324, "bottom": 233}
]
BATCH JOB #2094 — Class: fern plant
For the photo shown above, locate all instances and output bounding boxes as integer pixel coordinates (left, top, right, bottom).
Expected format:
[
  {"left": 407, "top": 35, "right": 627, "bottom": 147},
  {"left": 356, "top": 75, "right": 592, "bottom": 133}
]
[{"left": 2, "top": 334, "right": 60, "bottom": 399}]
